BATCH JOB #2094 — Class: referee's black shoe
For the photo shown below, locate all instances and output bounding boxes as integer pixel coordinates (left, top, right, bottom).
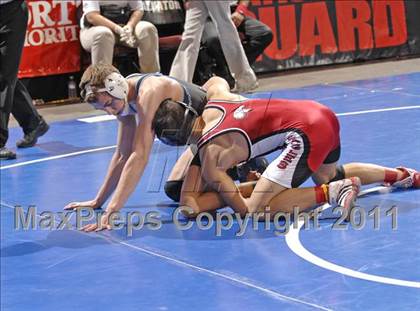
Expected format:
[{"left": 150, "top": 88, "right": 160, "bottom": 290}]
[
  {"left": 16, "top": 118, "right": 49, "bottom": 148},
  {"left": 0, "top": 147, "right": 16, "bottom": 160}
]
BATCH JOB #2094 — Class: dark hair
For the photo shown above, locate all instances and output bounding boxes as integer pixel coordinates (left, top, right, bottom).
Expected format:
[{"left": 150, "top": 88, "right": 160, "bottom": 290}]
[{"left": 152, "top": 99, "right": 197, "bottom": 146}]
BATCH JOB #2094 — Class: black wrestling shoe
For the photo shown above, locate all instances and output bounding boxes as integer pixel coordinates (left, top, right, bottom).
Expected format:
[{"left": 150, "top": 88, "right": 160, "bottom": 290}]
[
  {"left": 16, "top": 118, "right": 49, "bottom": 148},
  {"left": 237, "top": 157, "right": 269, "bottom": 182},
  {"left": 0, "top": 147, "right": 17, "bottom": 160}
]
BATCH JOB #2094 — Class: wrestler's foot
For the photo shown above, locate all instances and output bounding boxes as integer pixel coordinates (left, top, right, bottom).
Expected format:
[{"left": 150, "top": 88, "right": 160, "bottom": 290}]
[
  {"left": 328, "top": 177, "right": 361, "bottom": 211},
  {"left": 391, "top": 167, "right": 420, "bottom": 189}
]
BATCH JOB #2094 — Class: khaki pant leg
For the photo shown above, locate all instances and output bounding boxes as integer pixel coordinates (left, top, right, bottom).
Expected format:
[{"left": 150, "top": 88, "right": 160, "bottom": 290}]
[
  {"left": 133, "top": 21, "right": 160, "bottom": 73},
  {"left": 204, "top": 1, "right": 253, "bottom": 77},
  {"left": 80, "top": 26, "right": 115, "bottom": 65},
  {"left": 169, "top": 0, "right": 208, "bottom": 82}
]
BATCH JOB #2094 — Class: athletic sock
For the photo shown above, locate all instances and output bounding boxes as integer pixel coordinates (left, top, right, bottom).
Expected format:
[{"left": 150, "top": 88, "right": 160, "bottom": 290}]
[
  {"left": 315, "top": 184, "right": 329, "bottom": 204},
  {"left": 384, "top": 169, "right": 398, "bottom": 184},
  {"left": 384, "top": 169, "right": 408, "bottom": 184}
]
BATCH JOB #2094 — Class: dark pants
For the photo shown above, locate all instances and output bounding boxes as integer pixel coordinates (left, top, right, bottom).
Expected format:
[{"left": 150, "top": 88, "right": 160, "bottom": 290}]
[
  {"left": 0, "top": 0, "right": 41, "bottom": 147},
  {"left": 201, "top": 15, "right": 273, "bottom": 83}
]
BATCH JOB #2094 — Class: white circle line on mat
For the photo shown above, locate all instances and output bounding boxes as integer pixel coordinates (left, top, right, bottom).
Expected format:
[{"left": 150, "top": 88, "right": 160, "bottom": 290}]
[{"left": 285, "top": 204, "right": 420, "bottom": 288}]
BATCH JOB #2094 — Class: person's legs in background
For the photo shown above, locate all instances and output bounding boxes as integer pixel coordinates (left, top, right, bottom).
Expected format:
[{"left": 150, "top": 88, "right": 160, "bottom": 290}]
[
  {"left": 0, "top": 0, "right": 48, "bottom": 159},
  {"left": 13, "top": 80, "right": 49, "bottom": 148},
  {"left": 80, "top": 26, "right": 115, "bottom": 65},
  {"left": 200, "top": 18, "right": 236, "bottom": 89},
  {"left": 0, "top": 74, "right": 15, "bottom": 158},
  {"left": 169, "top": 0, "right": 208, "bottom": 82},
  {"left": 238, "top": 16, "right": 273, "bottom": 65},
  {"left": 134, "top": 21, "right": 160, "bottom": 73},
  {"left": 204, "top": 0, "right": 257, "bottom": 92},
  {"left": 199, "top": 14, "right": 273, "bottom": 91},
  {"left": 0, "top": 1, "right": 26, "bottom": 159}
]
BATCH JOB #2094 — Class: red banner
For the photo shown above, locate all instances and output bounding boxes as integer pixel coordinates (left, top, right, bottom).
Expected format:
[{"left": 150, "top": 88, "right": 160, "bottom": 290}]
[
  {"left": 18, "top": 0, "right": 81, "bottom": 78},
  {"left": 249, "top": 0, "right": 420, "bottom": 73}
]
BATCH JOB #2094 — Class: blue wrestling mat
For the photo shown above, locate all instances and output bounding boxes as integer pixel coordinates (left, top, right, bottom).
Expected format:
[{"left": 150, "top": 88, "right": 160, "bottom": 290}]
[{"left": 1, "top": 73, "right": 419, "bottom": 310}]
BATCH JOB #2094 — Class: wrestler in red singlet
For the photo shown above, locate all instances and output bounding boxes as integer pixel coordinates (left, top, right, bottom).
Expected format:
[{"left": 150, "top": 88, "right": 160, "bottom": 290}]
[{"left": 197, "top": 97, "right": 341, "bottom": 188}]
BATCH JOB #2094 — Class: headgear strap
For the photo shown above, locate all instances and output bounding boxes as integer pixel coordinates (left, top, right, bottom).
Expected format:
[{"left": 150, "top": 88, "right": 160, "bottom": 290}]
[
  {"left": 83, "top": 72, "right": 129, "bottom": 101},
  {"left": 158, "top": 99, "right": 199, "bottom": 146}
]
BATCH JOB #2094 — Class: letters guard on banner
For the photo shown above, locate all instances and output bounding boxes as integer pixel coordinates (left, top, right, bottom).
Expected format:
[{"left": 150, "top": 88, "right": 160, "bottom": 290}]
[{"left": 249, "top": 0, "right": 420, "bottom": 72}]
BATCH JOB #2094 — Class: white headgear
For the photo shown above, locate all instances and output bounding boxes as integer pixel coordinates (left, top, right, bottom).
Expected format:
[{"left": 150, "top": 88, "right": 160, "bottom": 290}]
[{"left": 84, "top": 72, "right": 129, "bottom": 100}]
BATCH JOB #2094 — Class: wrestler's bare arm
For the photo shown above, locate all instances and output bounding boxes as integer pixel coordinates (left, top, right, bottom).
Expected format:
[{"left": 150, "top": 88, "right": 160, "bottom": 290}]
[
  {"left": 64, "top": 115, "right": 136, "bottom": 210},
  {"left": 92, "top": 115, "right": 137, "bottom": 207},
  {"left": 105, "top": 78, "right": 183, "bottom": 214},
  {"left": 199, "top": 142, "right": 248, "bottom": 216},
  {"left": 179, "top": 164, "right": 226, "bottom": 217},
  {"left": 180, "top": 162, "right": 257, "bottom": 217}
]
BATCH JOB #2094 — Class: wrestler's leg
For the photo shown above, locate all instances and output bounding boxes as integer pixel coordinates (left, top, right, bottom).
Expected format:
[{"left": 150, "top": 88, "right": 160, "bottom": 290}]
[{"left": 313, "top": 162, "right": 419, "bottom": 188}]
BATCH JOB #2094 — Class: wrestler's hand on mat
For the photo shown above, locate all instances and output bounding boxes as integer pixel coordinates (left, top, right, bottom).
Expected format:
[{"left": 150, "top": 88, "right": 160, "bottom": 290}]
[
  {"left": 82, "top": 212, "right": 111, "bottom": 232},
  {"left": 64, "top": 199, "right": 100, "bottom": 210}
]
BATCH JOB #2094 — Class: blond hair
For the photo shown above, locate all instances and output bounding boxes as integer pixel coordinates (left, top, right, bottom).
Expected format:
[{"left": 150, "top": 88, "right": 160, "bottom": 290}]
[{"left": 80, "top": 62, "right": 120, "bottom": 101}]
